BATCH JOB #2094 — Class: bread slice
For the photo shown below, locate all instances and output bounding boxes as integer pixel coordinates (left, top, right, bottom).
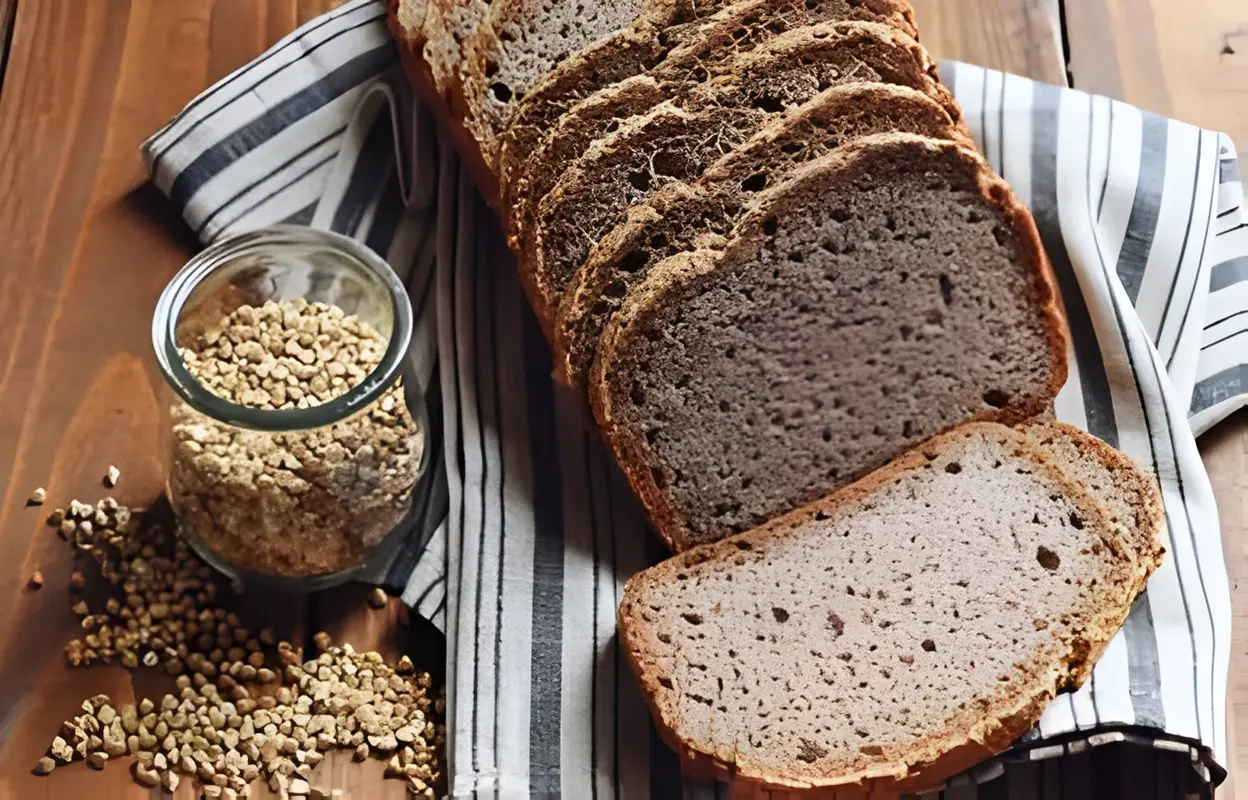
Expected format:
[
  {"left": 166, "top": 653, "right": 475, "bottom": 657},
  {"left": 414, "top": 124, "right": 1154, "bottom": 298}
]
[
  {"left": 520, "top": 21, "right": 956, "bottom": 333},
  {"left": 498, "top": 0, "right": 920, "bottom": 226},
  {"left": 592, "top": 134, "right": 1069, "bottom": 551},
  {"left": 1022, "top": 420, "right": 1167, "bottom": 586},
  {"left": 553, "top": 83, "right": 967, "bottom": 388},
  {"left": 617, "top": 422, "right": 1152, "bottom": 791},
  {"left": 505, "top": 1, "right": 940, "bottom": 272},
  {"left": 452, "top": 0, "right": 652, "bottom": 163}
]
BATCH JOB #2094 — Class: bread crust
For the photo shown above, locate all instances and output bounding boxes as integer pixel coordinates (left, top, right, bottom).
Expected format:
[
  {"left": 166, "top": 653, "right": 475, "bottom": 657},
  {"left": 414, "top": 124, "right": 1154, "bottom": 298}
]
[
  {"left": 387, "top": 0, "right": 502, "bottom": 208},
  {"left": 617, "top": 422, "right": 1147, "bottom": 792},
  {"left": 591, "top": 134, "right": 1070, "bottom": 551}
]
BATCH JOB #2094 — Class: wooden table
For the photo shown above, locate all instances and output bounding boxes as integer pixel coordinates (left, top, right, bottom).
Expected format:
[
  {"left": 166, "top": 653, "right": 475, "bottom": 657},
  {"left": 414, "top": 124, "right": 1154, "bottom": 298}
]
[{"left": 0, "top": 0, "right": 1243, "bottom": 798}]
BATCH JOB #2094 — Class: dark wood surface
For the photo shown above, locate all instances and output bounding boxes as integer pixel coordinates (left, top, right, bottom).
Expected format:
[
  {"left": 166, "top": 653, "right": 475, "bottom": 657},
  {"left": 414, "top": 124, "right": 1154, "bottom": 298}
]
[{"left": 0, "top": 0, "right": 1243, "bottom": 798}]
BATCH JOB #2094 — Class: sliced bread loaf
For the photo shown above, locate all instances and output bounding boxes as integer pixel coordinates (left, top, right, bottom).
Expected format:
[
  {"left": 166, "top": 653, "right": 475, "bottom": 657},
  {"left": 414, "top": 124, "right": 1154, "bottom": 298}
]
[
  {"left": 497, "top": 0, "right": 920, "bottom": 221},
  {"left": 592, "top": 134, "right": 1068, "bottom": 550},
  {"left": 553, "top": 83, "right": 967, "bottom": 387},
  {"left": 521, "top": 21, "right": 956, "bottom": 332},
  {"left": 505, "top": 2, "right": 940, "bottom": 266},
  {"left": 617, "top": 422, "right": 1153, "bottom": 791}
]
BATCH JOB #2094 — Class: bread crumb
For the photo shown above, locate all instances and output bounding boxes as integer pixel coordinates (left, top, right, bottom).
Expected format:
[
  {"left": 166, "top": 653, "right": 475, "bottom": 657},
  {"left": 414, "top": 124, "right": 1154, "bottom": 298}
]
[
  {"left": 28, "top": 487, "right": 47, "bottom": 506},
  {"left": 104, "top": 465, "right": 120, "bottom": 487},
  {"left": 368, "top": 587, "right": 388, "bottom": 609},
  {"left": 28, "top": 571, "right": 43, "bottom": 590}
]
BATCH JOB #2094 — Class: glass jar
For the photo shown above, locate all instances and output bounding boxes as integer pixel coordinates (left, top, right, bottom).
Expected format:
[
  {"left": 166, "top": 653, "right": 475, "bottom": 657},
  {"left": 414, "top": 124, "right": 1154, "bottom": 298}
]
[{"left": 152, "top": 226, "right": 433, "bottom": 590}]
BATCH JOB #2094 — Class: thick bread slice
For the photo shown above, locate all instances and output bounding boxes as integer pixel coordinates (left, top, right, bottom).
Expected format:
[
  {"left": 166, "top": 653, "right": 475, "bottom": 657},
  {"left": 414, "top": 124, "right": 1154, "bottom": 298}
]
[
  {"left": 498, "top": 0, "right": 920, "bottom": 224},
  {"left": 553, "top": 83, "right": 967, "bottom": 387},
  {"left": 454, "top": 0, "right": 652, "bottom": 162},
  {"left": 521, "top": 21, "right": 955, "bottom": 333},
  {"left": 592, "top": 134, "right": 1069, "bottom": 550},
  {"left": 618, "top": 422, "right": 1148, "bottom": 791},
  {"left": 1022, "top": 420, "right": 1167, "bottom": 586},
  {"left": 506, "top": 2, "right": 944, "bottom": 265}
]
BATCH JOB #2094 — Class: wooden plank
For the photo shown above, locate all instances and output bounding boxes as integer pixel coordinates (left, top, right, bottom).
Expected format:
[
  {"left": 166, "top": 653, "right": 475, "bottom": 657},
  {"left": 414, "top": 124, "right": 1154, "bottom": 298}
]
[{"left": 911, "top": 0, "right": 1067, "bottom": 84}]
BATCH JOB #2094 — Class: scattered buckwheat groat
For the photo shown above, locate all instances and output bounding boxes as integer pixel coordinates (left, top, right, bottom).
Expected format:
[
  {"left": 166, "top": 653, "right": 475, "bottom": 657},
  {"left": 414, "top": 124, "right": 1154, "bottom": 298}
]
[
  {"left": 169, "top": 299, "right": 424, "bottom": 577},
  {"left": 37, "top": 495, "right": 445, "bottom": 797}
]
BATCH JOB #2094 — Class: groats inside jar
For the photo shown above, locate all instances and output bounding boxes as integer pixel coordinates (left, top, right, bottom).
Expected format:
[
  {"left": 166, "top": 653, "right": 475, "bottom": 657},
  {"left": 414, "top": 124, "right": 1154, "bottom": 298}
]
[{"left": 168, "top": 298, "right": 423, "bottom": 578}]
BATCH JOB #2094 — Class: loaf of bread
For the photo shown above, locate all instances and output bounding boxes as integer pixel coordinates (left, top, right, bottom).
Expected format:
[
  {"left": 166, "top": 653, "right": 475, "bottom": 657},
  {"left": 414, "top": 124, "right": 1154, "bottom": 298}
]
[
  {"left": 384, "top": 0, "right": 1177, "bottom": 789},
  {"left": 617, "top": 422, "right": 1163, "bottom": 791}
]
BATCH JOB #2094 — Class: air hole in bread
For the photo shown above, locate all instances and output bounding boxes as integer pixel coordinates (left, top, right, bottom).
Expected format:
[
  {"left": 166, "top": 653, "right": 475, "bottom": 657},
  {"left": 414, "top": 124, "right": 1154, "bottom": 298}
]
[
  {"left": 651, "top": 466, "right": 667, "bottom": 489},
  {"left": 682, "top": 612, "right": 703, "bottom": 625},
  {"left": 741, "top": 172, "right": 768, "bottom": 192},
  {"left": 1036, "top": 546, "right": 1061, "bottom": 570},
  {"left": 628, "top": 171, "right": 651, "bottom": 192},
  {"left": 939, "top": 274, "right": 955, "bottom": 306},
  {"left": 982, "top": 389, "right": 1010, "bottom": 408},
  {"left": 921, "top": 639, "right": 936, "bottom": 652},
  {"left": 752, "top": 94, "right": 786, "bottom": 114},
  {"left": 490, "top": 83, "right": 513, "bottom": 103},
  {"left": 1068, "top": 512, "right": 1085, "bottom": 530},
  {"left": 772, "top": 607, "right": 790, "bottom": 623},
  {"left": 944, "top": 462, "right": 962, "bottom": 475}
]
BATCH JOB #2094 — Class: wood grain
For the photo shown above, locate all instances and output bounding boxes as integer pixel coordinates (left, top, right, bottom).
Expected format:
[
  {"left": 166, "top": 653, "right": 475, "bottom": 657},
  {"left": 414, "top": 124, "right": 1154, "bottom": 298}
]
[
  {"left": 1065, "top": 0, "right": 1248, "bottom": 147},
  {"left": 912, "top": 0, "right": 1067, "bottom": 85}
]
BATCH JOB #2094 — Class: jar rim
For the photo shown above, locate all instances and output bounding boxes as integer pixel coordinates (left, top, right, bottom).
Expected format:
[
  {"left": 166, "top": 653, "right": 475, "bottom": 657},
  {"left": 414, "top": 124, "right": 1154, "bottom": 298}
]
[{"left": 152, "top": 225, "right": 415, "bottom": 432}]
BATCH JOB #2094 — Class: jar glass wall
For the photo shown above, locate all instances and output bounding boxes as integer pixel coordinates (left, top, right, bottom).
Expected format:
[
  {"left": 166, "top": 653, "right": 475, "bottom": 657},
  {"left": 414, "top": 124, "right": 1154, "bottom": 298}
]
[{"left": 152, "top": 227, "right": 432, "bottom": 590}]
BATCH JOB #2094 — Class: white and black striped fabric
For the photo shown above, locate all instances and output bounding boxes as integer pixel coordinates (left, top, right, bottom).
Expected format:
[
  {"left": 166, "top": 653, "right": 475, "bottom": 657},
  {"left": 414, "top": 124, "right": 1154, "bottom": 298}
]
[{"left": 142, "top": 4, "right": 1247, "bottom": 798}]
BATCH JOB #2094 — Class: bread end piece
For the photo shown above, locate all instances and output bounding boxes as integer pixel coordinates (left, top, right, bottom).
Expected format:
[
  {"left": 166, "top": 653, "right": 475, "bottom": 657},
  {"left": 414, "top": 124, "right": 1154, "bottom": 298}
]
[{"left": 619, "top": 422, "right": 1146, "bottom": 792}]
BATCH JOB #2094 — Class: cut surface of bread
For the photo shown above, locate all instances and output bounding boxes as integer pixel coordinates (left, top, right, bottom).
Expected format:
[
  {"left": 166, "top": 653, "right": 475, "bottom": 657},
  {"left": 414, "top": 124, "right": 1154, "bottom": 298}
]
[
  {"left": 553, "top": 82, "right": 966, "bottom": 387},
  {"left": 506, "top": 2, "right": 939, "bottom": 268},
  {"left": 498, "top": 0, "right": 920, "bottom": 225},
  {"left": 592, "top": 134, "right": 1068, "bottom": 550},
  {"left": 618, "top": 422, "right": 1147, "bottom": 791},
  {"left": 521, "top": 21, "right": 953, "bottom": 331}
]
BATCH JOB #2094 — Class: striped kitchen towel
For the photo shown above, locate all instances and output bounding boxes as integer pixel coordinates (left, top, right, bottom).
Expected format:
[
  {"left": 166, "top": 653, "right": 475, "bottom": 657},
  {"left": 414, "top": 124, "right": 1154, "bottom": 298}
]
[{"left": 142, "top": 2, "right": 1245, "bottom": 797}]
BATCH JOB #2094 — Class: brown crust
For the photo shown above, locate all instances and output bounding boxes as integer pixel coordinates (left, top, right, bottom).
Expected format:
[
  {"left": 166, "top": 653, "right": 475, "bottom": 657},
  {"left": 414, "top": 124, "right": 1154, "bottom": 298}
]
[
  {"left": 387, "top": 0, "right": 502, "bottom": 208},
  {"left": 590, "top": 133, "right": 1070, "bottom": 552},
  {"left": 618, "top": 422, "right": 1143, "bottom": 791}
]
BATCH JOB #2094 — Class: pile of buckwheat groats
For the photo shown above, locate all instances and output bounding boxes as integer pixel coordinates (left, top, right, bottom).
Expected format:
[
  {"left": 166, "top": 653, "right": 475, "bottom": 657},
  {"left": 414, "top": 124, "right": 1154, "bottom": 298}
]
[
  {"left": 32, "top": 482, "right": 444, "bottom": 799},
  {"left": 169, "top": 298, "right": 424, "bottom": 577}
]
